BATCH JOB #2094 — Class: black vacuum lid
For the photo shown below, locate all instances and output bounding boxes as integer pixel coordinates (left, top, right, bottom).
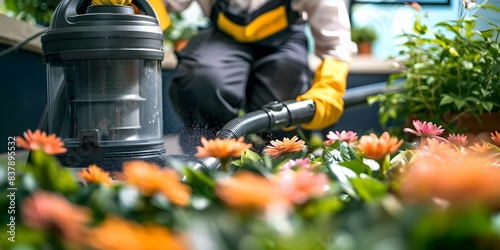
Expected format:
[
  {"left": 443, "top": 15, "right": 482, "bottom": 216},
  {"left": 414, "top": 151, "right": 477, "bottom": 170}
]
[{"left": 41, "top": 0, "right": 164, "bottom": 62}]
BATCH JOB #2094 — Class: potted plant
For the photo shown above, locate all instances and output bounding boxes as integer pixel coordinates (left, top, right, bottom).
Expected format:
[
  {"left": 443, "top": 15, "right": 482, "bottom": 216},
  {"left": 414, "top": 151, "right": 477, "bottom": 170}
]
[
  {"left": 163, "top": 12, "right": 199, "bottom": 51},
  {"left": 368, "top": 2, "right": 500, "bottom": 136},
  {"left": 351, "top": 25, "right": 378, "bottom": 55}
]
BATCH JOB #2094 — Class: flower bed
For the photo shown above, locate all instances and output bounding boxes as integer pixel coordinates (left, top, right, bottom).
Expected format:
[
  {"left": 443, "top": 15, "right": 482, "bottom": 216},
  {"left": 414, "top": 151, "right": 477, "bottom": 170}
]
[{"left": 2, "top": 120, "right": 500, "bottom": 250}]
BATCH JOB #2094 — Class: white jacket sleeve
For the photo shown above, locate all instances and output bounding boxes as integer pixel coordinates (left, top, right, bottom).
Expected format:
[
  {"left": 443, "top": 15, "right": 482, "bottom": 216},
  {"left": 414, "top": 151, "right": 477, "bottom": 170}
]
[
  {"left": 163, "top": 0, "right": 194, "bottom": 12},
  {"left": 292, "top": 0, "right": 357, "bottom": 62},
  {"left": 163, "top": 0, "right": 215, "bottom": 15}
]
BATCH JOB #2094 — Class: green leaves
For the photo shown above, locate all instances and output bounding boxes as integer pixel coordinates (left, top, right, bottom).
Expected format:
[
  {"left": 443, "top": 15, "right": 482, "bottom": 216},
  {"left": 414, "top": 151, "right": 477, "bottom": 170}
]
[
  {"left": 350, "top": 176, "right": 388, "bottom": 202},
  {"left": 322, "top": 141, "right": 390, "bottom": 201},
  {"left": 369, "top": 5, "right": 500, "bottom": 133},
  {"left": 24, "top": 150, "right": 77, "bottom": 195},
  {"left": 440, "top": 93, "right": 495, "bottom": 113},
  {"left": 183, "top": 167, "right": 216, "bottom": 200},
  {"left": 410, "top": 206, "right": 500, "bottom": 250}
]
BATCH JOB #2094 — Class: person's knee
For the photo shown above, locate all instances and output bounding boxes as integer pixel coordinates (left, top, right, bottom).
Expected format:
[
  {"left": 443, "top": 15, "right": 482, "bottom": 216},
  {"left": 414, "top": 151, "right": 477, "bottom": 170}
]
[
  {"left": 168, "top": 66, "right": 242, "bottom": 127},
  {"left": 282, "top": 57, "right": 311, "bottom": 77}
]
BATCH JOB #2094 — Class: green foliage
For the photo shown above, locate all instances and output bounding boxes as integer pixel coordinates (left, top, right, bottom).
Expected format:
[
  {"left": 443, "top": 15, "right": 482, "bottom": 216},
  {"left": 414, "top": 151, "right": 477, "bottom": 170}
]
[
  {"left": 24, "top": 150, "right": 78, "bottom": 194},
  {"left": 163, "top": 12, "right": 199, "bottom": 42},
  {"left": 368, "top": 5, "right": 500, "bottom": 133},
  {"left": 4, "top": 0, "right": 61, "bottom": 26}
]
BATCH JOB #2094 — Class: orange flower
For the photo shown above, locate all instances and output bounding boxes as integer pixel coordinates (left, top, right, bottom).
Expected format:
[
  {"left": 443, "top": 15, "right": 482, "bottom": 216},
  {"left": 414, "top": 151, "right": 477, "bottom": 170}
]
[
  {"left": 469, "top": 141, "right": 492, "bottom": 154},
  {"left": 275, "top": 169, "right": 329, "bottom": 204},
  {"left": 490, "top": 131, "right": 500, "bottom": 147},
  {"left": 78, "top": 164, "right": 112, "bottom": 186},
  {"left": 410, "top": 138, "right": 462, "bottom": 167},
  {"left": 16, "top": 129, "right": 67, "bottom": 155},
  {"left": 323, "top": 130, "right": 359, "bottom": 146},
  {"left": 400, "top": 153, "right": 500, "bottom": 207},
  {"left": 90, "top": 216, "right": 186, "bottom": 250},
  {"left": 195, "top": 136, "right": 252, "bottom": 159},
  {"left": 357, "top": 132, "right": 403, "bottom": 160},
  {"left": 123, "top": 160, "right": 191, "bottom": 206},
  {"left": 216, "top": 171, "right": 290, "bottom": 211},
  {"left": 264, "top": 135, "right": 305, "bottom": 158},
  {"left": 21, "top": 191, "right": 91, "bottom": 245}
]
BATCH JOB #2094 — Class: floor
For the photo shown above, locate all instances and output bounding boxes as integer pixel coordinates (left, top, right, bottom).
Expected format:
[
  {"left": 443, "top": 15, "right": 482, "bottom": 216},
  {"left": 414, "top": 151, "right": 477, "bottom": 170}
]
[{"left": 164, "top": 134, "right": 184, "bottom": 155}]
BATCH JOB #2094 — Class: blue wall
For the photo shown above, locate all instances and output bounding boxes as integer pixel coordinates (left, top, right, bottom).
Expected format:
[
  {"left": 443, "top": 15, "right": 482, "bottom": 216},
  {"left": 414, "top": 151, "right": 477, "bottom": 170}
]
[
  {"left": 350, "top": 1, "right": 460, "bottom": 59},
  {"left": 351, "top": 0, "right": 500, "bottom": 59},
  {"left": 0, "top": 45, "right": 47, "bottom": 153}
]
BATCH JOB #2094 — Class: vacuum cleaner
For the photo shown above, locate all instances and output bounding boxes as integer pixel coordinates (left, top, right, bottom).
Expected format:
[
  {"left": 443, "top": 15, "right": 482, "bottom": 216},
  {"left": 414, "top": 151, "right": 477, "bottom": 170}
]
[{"left": 41, "top": 0, "right": 166, "bottom": 171}]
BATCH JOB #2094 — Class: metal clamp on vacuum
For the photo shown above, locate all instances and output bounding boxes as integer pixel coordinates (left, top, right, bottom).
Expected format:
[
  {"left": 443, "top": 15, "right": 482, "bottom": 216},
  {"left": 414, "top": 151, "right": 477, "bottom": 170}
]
[{"left": 41, "top": 0, "right": 167, "bottom": 171}]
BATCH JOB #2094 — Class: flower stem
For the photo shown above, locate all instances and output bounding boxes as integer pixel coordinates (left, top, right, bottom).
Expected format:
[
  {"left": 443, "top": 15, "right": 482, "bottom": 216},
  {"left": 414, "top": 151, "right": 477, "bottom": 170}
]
[
  {"left": 220, "top": 157, "right": 231, "bottom": 172},
  {"left": 376, "top": 154, "right": 390, "bottom": 180}
]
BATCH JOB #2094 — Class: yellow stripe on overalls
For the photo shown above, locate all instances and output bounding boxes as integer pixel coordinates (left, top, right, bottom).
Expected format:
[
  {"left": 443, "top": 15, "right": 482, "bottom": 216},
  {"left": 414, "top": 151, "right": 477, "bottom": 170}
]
[{"left": 217, "top": 5, "right": 288, "bottom": 43}]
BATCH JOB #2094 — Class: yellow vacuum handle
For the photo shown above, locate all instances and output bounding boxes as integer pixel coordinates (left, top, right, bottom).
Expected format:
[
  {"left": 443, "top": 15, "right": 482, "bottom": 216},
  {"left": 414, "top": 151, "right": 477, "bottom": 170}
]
[{"left": 91, "top": 0, "right": 171, "bottom": 30}]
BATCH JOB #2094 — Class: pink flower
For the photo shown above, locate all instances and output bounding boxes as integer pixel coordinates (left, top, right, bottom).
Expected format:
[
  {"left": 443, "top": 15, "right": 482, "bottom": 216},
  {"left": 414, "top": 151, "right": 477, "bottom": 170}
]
[
  {"left": 275, "top": 169, "right": 329, "bottom": 204},
  {"left": 323, "top": 130, "right": 359, "bottom": 146},
  {"left": 405, "top": 1, "right": 421, "bottom": 12},
  {"left": 22, "top": 191, "right": 91, "bottom": 245},
  {"left": 491, "top": 131, "right": 500, "bottom": 147},
  {"left": 447, "top": 133, "right": 468, "bottom": 147},
  {"left": 279, "top": 158, "right": 320, "bottom": 171},
  {"left": 403, "top": 120, "right": 444, "bottom": 138}
]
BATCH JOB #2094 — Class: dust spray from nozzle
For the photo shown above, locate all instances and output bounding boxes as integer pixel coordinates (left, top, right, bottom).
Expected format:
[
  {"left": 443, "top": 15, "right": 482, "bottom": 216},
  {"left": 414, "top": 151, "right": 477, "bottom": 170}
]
[{"left": 193, "top": 99, "right": 316, "bottom": 172}]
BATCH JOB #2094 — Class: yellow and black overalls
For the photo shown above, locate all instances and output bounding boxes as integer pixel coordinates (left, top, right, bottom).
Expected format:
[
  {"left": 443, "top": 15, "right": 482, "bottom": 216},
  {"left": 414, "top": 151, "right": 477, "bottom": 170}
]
[{"left": 168, "top": 0, "right": 313, "bottom": 154}]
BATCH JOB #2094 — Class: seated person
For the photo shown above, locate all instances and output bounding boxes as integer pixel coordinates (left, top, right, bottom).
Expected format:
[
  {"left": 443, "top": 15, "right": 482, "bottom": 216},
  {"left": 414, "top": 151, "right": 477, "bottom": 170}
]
[{"left": 163, "top": 0, "right": 357, "bottom": 154}]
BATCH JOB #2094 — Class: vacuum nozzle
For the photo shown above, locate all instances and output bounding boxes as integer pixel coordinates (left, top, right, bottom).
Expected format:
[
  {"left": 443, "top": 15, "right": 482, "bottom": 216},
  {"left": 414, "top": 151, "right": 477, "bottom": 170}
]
[
  {"left": 195, "top": 99, "right": 316, "bottom": 170},
  {"left": 216, "top": 99, "right": 315, "bottom": 140},
  {"left": 262, "top": 99, "right": 316, "bottom": 130}
]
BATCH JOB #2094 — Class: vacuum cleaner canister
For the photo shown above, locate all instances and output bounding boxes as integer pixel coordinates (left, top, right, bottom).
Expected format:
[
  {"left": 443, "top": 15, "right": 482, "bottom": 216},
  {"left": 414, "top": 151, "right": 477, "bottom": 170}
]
[{"left": 41, "top": 0, "right": 167, "bottom": 170}]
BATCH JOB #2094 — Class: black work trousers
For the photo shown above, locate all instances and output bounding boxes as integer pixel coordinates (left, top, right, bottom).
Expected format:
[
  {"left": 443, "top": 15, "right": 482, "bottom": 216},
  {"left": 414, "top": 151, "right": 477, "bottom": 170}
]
[{"left": 168, "top": 27, "right": 313, "bottom": 154}]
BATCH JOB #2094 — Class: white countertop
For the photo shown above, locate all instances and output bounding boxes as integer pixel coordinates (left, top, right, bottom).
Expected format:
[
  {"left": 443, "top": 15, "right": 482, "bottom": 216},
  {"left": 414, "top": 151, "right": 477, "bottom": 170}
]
[
  {"left": 161, "top": 47, "right": 398, "bottom": 74},
  {"left": 1, "top": 14, "right": 398, "bottom": 74},
  {"left": 348, "top": 55, "right": 398, "bottom": 74}
]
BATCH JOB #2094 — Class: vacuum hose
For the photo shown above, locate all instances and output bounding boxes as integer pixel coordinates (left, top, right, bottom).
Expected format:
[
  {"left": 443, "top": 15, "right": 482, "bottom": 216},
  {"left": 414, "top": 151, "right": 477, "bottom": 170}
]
[
  {"left": 193, "top": 99, "right": 316, "bottom": 171},
  {"left": 217, "top": 99, "right": 316, "bottom": 139}
]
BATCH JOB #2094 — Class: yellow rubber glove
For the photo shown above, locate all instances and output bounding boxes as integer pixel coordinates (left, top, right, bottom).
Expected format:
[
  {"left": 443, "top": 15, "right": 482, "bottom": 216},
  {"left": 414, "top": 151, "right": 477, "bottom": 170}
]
[
  {"left": 146, "top": 0, "right": 171, "bottom": 30},
  {"left": 91, "top": 0, "right": 171, "bottom": 31},
  {"left": 296, "top": 57, "right": 349, "bottom": 130}
]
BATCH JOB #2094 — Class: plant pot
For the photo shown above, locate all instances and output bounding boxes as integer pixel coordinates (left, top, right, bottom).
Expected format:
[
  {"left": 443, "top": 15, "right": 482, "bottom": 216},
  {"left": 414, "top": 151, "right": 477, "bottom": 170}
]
[
  {"left": 357, "top": 42, "right": 372, "bottom": 55},
  {"left": 441, "top": 112, "right": 500, "bottom": 144},
  {"left": 441, "top": 112, "right": 500, "bottom": 135}
]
